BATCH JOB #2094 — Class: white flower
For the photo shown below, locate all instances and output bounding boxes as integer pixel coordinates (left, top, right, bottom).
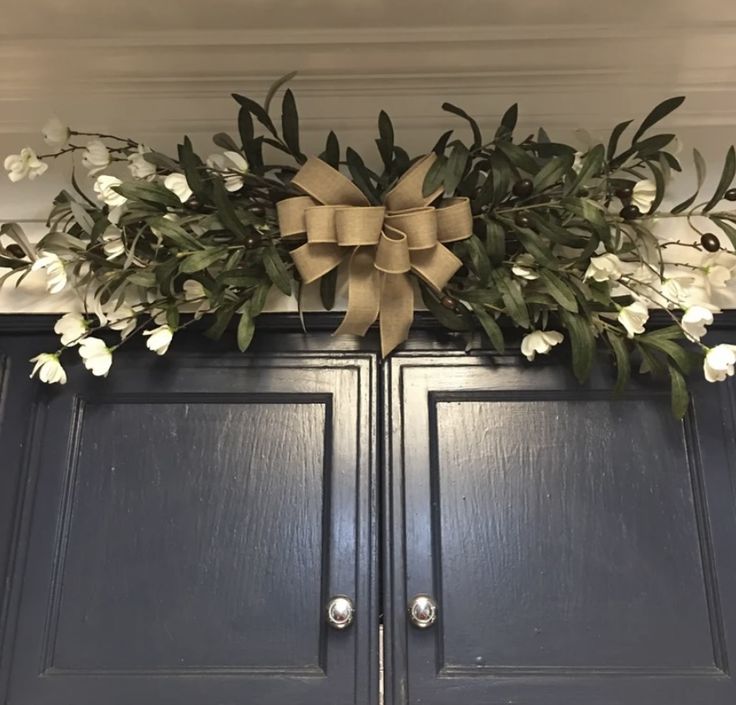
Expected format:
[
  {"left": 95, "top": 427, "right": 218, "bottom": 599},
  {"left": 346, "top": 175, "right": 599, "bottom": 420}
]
[
  {"left": 4, "top": 148, "right": 48, "bottom": 182},
  {"left": 681, "top": 306, "right": 714, "bottom": 342},
  {"left": 102, "top": 226, "right": 125, "bottom": 259},
  {"left": 703, "top": 344, "right": 736, "bottom": 383},
  {"left": 29, "top": 353, "right": 67, "bottom": 384},
  {"left": 81, "top": 140, "right": 110, "bottom": 176},
  {"left": 143, "top": 324, "right": 174, "bottom": 355},
  {"left": 164, "top": 173, "right": 193, "bottom": 203},
  {"left": 106, "top": 305, "right": 136, "bottom": 340},
  {"left": 78, "top": 337, "right": 113, "bottom": 376},
  {"left": 618, "top": 301, "right": 649, "bottom": 338},
  {"left": 631, "top": 179, "right": 657, "bottom": 213},
  {"left": 127, "top": 144, "right": 156, "bottom": 180},
  {"left": 42, "top": 117, "right": 70, "bottom": 148},
  {"left": 520, "top": 330, "right": 564, "bottom": 362},
  {"left": 206, "top": 150, "right": 249, "bottom": 192},
  {"left": 584, "top": 253, "right": 624, "bottom": 282},
  {"left": 54, "top": 313, "right": 88, "bottom": 346},
  {"left": 511, "top": 254, "right": 539, "bottom": 281},
  {"left": 572, "top": 151, "right": 584, "bottom": 174},
  {"left": 31, "top": 251, "right": 67, "bottom": 294},
  {"left": 93, "top": 175, "right": 127, "bottom": 208}
]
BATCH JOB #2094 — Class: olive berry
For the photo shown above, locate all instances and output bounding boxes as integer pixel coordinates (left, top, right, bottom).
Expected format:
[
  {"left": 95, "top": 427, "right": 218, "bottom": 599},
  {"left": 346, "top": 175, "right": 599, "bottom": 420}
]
[
  {"left": 700, "top": 233, "right": 721, "bottom": 253},
  {"left": 441, "top": 296, "right": 458, "bottom": 310},
  {"left": 515, "top": 214, "right": 531, "bottom": 228},
  {"left": 245, "top": 237, "right": 257, "bottom": 248},
  {"left": 620, "top": 204, "right": 641, "bottom": 221},
  {"left": 512, "top": 179, "right": 534, "bottom": 198},
  {"left": 615, "top": 186, "right": 633, "bottom": 200},
  {"left": 725, "top": 188, "right": 736, "bottom": 202}
]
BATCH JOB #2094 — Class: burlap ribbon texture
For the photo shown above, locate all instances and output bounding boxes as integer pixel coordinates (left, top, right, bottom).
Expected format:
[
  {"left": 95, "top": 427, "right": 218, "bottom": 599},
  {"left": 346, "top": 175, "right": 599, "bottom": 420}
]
[{"left": 276, "top": 153, "right": 473, "bottom": 355}]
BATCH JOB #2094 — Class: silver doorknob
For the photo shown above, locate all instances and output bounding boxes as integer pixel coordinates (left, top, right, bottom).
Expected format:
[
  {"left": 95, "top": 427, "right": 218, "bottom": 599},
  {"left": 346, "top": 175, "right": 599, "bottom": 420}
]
[
  {"left": 326, "top": 596, "right": 355, "bottom": 630},
  {"left": 409, "top": 594, "right": 438, "bottom": 628}
]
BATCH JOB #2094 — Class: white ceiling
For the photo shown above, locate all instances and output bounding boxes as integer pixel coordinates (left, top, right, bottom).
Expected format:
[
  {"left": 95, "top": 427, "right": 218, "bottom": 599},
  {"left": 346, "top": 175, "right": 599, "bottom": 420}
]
[{"left": 1, "top": 0, "right": 735, "bottom": 222}]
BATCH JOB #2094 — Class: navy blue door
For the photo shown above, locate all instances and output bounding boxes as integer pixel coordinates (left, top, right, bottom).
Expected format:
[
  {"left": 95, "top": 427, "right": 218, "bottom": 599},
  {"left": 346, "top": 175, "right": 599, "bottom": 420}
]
[
  {"left": 384, "top": 352, "right": 736, "bottom": 705},
  {"left": 0, "top": 330, "right": 378, "bottom": 705}
]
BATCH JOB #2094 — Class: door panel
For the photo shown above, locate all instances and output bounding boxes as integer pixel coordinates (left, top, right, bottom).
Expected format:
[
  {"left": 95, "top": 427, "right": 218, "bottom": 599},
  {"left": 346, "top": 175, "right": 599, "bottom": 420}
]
[
  {"left": 386, "top": 355, "right": 736, "bottom": 705},
  {"left": 0, "top": 342, "right": 378, "bottom": 705}
]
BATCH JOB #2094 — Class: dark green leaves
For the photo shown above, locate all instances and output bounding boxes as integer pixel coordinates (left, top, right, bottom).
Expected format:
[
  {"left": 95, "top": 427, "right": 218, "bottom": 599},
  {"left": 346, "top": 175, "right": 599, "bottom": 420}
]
[
  {"left": 237, "top": 307, "right": 256, "bottom": 352},
  {"left": 232, "top": 92, "right": 278, "bottom": 137},
  {"left": 441, "top": 103, "right": 482, "bottom": 149},
  {"left": 671, "top": 148, "right": 707, "bottom": 214},
  {"left": 606, "top": 331, "right": 631, "bottom": 394},
  {"left": 495, "top": 103, "right": 518, "bottom": 141},
  {"left": 281, "top": 89, "right": 305, "bottom": 163},
  {"left": 631, "top": 96, "right": 685, "bottom": 145},
  {"left": 212, "top": 181, "right": 249, "bottom": 238},
  {"left": 668, "top": 364, "right": 690, "bottom": 419},
  {"left": 703, "top": 145, "right": 736, "bottom": 212},
  {"left": 606, "top": 119, "right": 633, "bottom": 161},
  {"left": 443, "top": 142, "right": 469, "bottom": 196},
  {"left": 538, "top": 270, "right": 578, "bottom": 312},
  {"left": 470, "top": 304, "right": 505, "bottom": 353},
  {"left": 114, "top": 181, "right": 181, "bottom": 209},
  {"left": 264, "top": 70, "right": 298, "bottom": 113},
  {"left": 376, "top": 110, "right": 395, "bottom": 170},
  {"left": 533, "top": 153, "right": 573, "bottom": 192},
  {"left": 178, "top": 137, "right": 210, "bottom": 202},
  {"left": 560, "top": 309, "right": 595, "bottom": 383},
  {"left": 263, "top": 245, "right": 292, "bottom": 295},
  {"left": 180, "top": 248, "right": 226, "bottom": 273},
  {"left": 319, "top": 266, "right": 338, "bottom": 310},
  {"left": 320, "top": 131, "right": 340, "bottom": 169}
]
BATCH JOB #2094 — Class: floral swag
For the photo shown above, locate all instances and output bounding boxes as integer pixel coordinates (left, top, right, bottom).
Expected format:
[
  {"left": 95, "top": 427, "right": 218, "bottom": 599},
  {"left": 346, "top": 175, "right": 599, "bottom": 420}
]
[{"left": 2, "top": 74, "right": 736, "bottom": 416}]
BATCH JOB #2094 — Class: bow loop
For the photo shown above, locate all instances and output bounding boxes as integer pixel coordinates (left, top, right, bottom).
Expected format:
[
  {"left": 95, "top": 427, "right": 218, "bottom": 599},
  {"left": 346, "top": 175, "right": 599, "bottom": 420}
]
[{"left": 278, "top": 152, "right": 472, "bottom": 355}]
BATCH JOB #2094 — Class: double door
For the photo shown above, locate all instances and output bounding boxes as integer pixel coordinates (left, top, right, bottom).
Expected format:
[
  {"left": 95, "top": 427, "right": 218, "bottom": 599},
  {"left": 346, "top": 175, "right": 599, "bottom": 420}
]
[{"left": 1, "top": 319, "right": 736, "bottom": 705}]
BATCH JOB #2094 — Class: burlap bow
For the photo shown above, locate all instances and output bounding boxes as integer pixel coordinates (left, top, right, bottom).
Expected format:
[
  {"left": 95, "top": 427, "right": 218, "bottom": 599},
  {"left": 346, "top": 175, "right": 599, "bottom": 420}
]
[{"left": 276, "top": 153, "right": 473, "bottom": 355}]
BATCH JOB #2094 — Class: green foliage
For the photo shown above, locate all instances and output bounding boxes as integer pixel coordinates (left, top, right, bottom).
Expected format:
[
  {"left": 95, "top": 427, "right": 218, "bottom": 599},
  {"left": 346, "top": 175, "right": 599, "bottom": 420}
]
[{"left": 2, "top": 81, "right": 733, "bottom": 417}]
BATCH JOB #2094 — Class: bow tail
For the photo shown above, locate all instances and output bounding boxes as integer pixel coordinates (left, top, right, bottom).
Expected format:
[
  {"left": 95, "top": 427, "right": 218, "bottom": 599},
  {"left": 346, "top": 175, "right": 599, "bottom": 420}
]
[
  {"left": 410, "top": 242, "right": 463, "bottom": 292},
  {"left": 334, "top": 246, "right": 381, "bottom": 338},
  {"left": 291, "top": 242, "right": 344, "bottom": 285},
  {"left": 379, "top": 272, "right": 414, "bottom": 357}
]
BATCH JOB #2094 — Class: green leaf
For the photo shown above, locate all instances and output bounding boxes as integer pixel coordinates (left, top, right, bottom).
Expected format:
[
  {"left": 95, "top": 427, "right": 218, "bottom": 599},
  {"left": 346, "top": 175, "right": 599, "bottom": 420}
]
[
  {"left": 443, "top": 142, "right": 469, "bottom": 196},
  {"left": 320, "top": 131, "right": 340, "bottom": 169},
  {"left": 712, "top": 217, "right": 736, "bottom": 249},
  {"left": 647, "top": 161, "right": 666, "bottom": 215},
  {"left": 281, "top": 89, "right": 305, "bottom": 163},
  {"left": 565, "top": 144, "right": 605, "bottom": 196},
  {"left": 703, "top": 145, "right": 736, "bottom": 212},
  {"left": 148, "top": 216, "right": 201, "bottom": 250},
  {"left": 422, "top": 155, "right": 447, "bottom": 197},
  {"left": 495, "top": 103, "right": 518, "bottom": 141},
  {"left": 263, "top": 245, "right": 292, "bottom": 295},
  {"left": 205, "top": 302, "right": 238, "bottom": 340},
  {"left": 560, "top": 309, "right": 595, "bottom": 383},
  {"left": 483, "top": 218, "right": 506, "bottom": 265},
  {"left": 143, "top": 151, "right": 180, "bottom": 171},
  {"left": 668, "top": 363, "right": 690, "bottom": 419},
  {"left": 606, "top": 119, "right": 633, "bottom": 161},
  {"left": 178, "top": 137, "right": 211, "bottom": 203},
  {"left": 431, "top": 130, "right": 454, "bottom": 155},
  {"left": 494, "top": 141, "right": 538, "bottom": 175},
  {"left": 492, "top": 270, "right": 530, "bottom": 328},
  {"left": 0, "top": 223, "right": 35, "bottom": 259},
  {"left": 237, "top": 308, "right": 255, "bottom": 352},
  {"left": 471, "top": 304, "right": 505, "bottom": 353},
  {"left": 238, "top": 107, "right": 254, "bottom": 148},
  {"left": 211, "top": 180, "right": 250, "bottom": 238},
  {"left": 441, "top": 103, "right": 482, "bottom": 149},
  {"left": 69, "top": 201, "right": 94, "bottom": 234},
  {"left": 533, "top": 153, "right": 573, "bottom": 191},
  {"left": 232, "top": 93, "right": 279, "bottom": 137},
  {"left": 525, "top": 212, "right": 588, "bottom": 248},
  {"left": 320, "top": 266, "right": 338, "bottom": 310},
  {"left": 461, "top": 234, "right": 491, "bottom": 284},
  {"left": 631, "top": 96, "right": 685, "bottom": 145},
  {"left": 346, "top": 148, "right": 380, "bottom": 204},
  {"left": 264, "top": 70, "right": 298, "bottom": 114},
  {"left": 671, "top": 148, "right": 707, "bottom": 214},
  {"left": 376, "top": 110, "right": 395, "bottom": 170},
  {"left": 606, "top": 331, "right": 631, "bottom": 394},
  {"left": 212, "top": 132, "right": 240, "bottom": 152},
  {"left": 539, "top": 270, "right": 578, "bottom": 312},
  {"left": 114, "top": 181, "right": 181, "bottom": 209},
  {"left": 180, "top": 248, "right": 226, "bottom": 273},
  {"left": 508, "top": 223, "right": 558, "bottom": 269}
]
